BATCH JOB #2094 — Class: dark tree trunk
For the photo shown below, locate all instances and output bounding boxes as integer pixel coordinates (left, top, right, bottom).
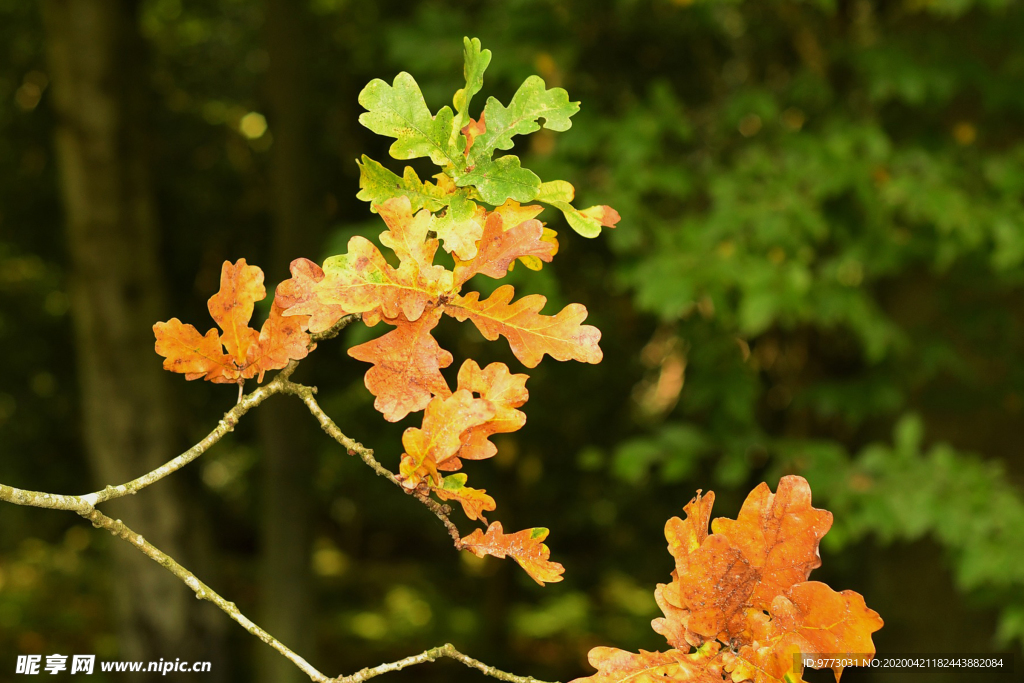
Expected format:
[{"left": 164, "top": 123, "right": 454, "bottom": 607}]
[
  {"left": 257, "top": 1, "right": 323, "bottom": 681},
  {"left": 42, "top": 0, "right": 222, "bottom": 676}
]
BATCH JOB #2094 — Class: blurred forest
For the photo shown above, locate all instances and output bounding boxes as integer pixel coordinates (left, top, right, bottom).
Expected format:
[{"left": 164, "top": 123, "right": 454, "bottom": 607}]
[{"left": 2, "top": 0, "right": 1023, "bottom": 681}]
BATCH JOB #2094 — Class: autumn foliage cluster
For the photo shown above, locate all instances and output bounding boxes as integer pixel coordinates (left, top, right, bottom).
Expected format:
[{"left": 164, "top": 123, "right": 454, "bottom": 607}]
[
  {"left": 154, "top": 37, "right": 617, "bottom": 586},
  {"left": 151, "top": 37, "right": 881, "bottom": 681}
]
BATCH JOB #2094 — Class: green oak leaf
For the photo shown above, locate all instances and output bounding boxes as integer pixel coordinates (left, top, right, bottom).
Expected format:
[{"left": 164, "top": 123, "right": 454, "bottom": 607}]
[
  {"left": 356, "top": 156, "right": 450, "bottom": 213},
  {"left": 441, "top": 473, "right": 470, "bottom": 492},
  {"left": 468, "top": 76, "right": 579, "bottom": 165},
  {"left": 434, "top": 192, "right": 483, "bottom": 260},
  {"left": 457, "top": 155, "right": 541, "bottom": 205},
  {"left": 453, "top": 37, "right": 491, "bottom": 130},
  {"left": 536, "top": 180, "right": 602, "bottom": 238},
  {"left": 358, "top": 72, "right": 464, "bottom": 169}
]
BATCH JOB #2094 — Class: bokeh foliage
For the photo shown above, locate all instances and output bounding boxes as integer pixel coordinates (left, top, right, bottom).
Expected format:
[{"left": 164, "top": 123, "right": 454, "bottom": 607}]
[{"left": 1, "top": 0, "right": 1023, "bottom": 682}]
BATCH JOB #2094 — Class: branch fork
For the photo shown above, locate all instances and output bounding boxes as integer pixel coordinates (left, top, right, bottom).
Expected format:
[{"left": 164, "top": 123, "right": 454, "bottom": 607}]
[{"left": 0, "top": 313, "right": 552, "bottom": 683}]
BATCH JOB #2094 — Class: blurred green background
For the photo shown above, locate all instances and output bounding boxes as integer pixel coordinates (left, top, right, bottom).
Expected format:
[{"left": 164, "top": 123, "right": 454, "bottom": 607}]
[{"left": 2, "top": 0, "right": 1023, "bottom": 681}]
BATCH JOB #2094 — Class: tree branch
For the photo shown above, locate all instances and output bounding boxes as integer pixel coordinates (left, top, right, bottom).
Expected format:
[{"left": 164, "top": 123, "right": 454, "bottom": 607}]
[
  {"left": 0, "top": 374, "right": 285, "bottom": 512},
  {"left": 0, "top": 312, "right": 557, "bottom": 683},
  {"left": 79, "top": 507, "right": 334, "bottom": 683},
  {"left": 0, "top": 314, "right": 361, "bottom": 513}
]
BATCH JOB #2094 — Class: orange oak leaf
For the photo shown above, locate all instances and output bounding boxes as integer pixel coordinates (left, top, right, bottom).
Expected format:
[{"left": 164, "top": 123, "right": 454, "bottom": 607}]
[
  {"left": 652, "top": 491, "right": 721, "bottom": 649},
  {"left": 667, "top": 534, "right": 756, "bottom": 641},
  {"left": 434, "top": 474, "right": 496, "bottom": 523},
  {"left": 154, "top": 259, "right": 311, "bottom": 385},
  {"left": 726, "top": 582, "right": 882, "bottom": 682},
  {"left": 577, "top": 476, "right": 882, "bottom": 683},
  {"left": 397, "top": 388, "right": 496, "bottom": 487},
  {"left": 153, "top": 319, "right": 235, "bottom": 383},
  {"left": 306, "top": 197, "right": 453, "bottom": 327},
  {"left": 347, "top": 308, "right": 453, "bottom": 422},
  {"left": 275, "top": 258, "right": 348, "bottom": 334},
  {"left": 245, "top": 297, "right": 313, "bottom": 383},
  {"left": 460, "top": 522, "right": 564, "bottom": 585},
  {"left": 659, "top": 477, "right": 833, "bottom": 644},
  {"left": 461, "top": 114, "right": 487, "bottom": 157},
  {"left": 393, "top": 359, "right": 527, "bottom": 522},
  {"left": 208, "top": 258, "right": 264, "bottom": 365},
  {"left": 445, "top": 285, "right": 602, "bottom": 367},
  {"left": 665, "top": 490, "right": 715, "bottom": 568},
  {"left": 316, "top": 235, "right": 436, "bottom": 326},
  {"left": 453, "top": 211, "right": 555, "bottom": 286},
  {"left": 572, "top": 645, "right": 724, "bottom": 683},
  {"left": 491, "top": 199, "right": 557, "bottom": 272},
  {"left": 449, "top": 360, "right": 529, "bottom": 466},
  {"left": 710, "top": 476, "right": 833, "bottom": 610}
]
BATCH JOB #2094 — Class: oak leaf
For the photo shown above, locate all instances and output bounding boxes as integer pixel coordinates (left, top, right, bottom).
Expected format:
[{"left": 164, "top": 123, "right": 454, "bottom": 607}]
[
  {"left": 274, "top": 258, "right": 347, "bottom": 335},
  {"left": 576, "top": 645, "right": 724, "bottom": 683},
  {"left": 459, "top": 522, "right": 564, "bottom": 585},
  {"left": 453, "top": 37, "right": 490, "bottom": 131},
  {"left": 392, "top": 360, "right": 527, "bottom": 522},
  {"left": 536, "top": 179, "right": 621, "bottom": 238},
  {"left": 434, "top": 474, "right": 496, "bottom": 523},
  {"left": 154, "top": 259, "right": 311, "bottom": 384},
  {"left": 711, "top": 477, "right": 833, "bottom": 611},
  {"left": 357, "top": 71, "right": 464, "bottom": 169},
  {"left": 453, "top": 211, "right": 555, "bottom": 285},
  {"left": 466, "top": 75, "right": 579, "bottom": 165},
  {"left": 445, "top": 285, "right": 602, "bottom": 368},
  {"left": 450, "top": 360, "right": 529, "bottom": 465},
  {"left": 347, "top": 308, "right": 453, "bottom": 422},
  {"left": 725, "top": 582, "right": 883, "bottom": 682},
  {"left": 398, "top": 388, "right": 495, "bottom": 488},
  {"left": 316, "top": 201, "right": 453, "bottom": 327}
]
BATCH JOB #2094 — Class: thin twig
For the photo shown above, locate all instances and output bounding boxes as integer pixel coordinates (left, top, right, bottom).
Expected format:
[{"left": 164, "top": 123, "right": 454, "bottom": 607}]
[
  {"left": 280, "top": 380, "right": 463, "bottom": 546},
  {"left": 79, "top": 507, "right": 333, "bottom": 683},
  {"left": 336, "top": 643, "right": 556, "bottom": 683},
  {"left": 312, "top": 314, "right": 360, "bottom": 344}
]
